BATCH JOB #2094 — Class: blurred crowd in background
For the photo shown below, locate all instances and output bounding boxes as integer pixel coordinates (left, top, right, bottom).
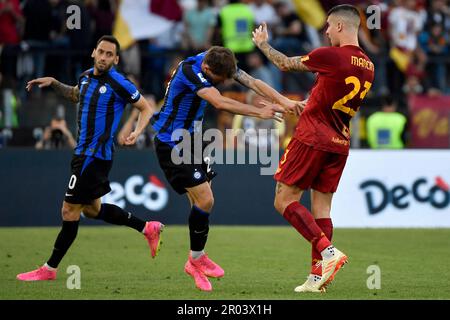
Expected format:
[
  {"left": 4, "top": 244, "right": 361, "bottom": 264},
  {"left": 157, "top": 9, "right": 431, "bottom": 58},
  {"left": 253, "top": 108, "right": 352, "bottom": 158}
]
[{"left": 0, "top": 0, "right": 449, "bottom": 150}]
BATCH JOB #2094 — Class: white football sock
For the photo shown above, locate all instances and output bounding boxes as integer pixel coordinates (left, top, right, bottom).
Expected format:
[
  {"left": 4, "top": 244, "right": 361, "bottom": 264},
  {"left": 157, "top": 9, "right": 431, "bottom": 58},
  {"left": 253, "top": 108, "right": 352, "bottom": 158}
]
[
  {"left": 44, "top": 263, "right": 57, "bottom": 271},
  {"left": 191, "top": 250, "right": 205, "bottom": 259}
]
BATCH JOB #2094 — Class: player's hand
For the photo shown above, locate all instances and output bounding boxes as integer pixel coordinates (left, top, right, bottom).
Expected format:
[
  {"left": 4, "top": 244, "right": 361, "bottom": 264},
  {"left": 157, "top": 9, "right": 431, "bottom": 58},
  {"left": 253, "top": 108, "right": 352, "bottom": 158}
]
[
  {"left": 258, "top": 101, "right": 285, "bottom": 122},
  {"left": 287, "top": 99, "right": 307, "bottom": 116},
  {"left": 124, "top": 131, "right": 139, "bottom": 145},
  {"left": 252, "top": 22, "right": 269, "bottom": 47},
  {"left": 26, "top": 77, "right": 55, "bottom": 91}
]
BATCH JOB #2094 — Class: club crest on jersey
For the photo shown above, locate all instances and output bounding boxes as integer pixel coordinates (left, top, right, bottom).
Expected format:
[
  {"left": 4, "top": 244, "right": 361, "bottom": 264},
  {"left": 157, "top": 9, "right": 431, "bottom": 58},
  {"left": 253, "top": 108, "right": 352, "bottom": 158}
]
[
  {"left": 193, "top": 170, "right": 202, "bottom": 180},
  {"left": 99, "top": 85, "right": 107, "bottom": 94}
]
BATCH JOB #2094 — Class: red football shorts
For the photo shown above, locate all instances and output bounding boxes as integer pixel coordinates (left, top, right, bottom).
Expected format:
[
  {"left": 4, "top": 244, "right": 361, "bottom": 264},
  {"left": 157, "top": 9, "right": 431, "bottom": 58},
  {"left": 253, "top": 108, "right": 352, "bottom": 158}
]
[{"left": 274, "top": 138, "right": 348, "bottom": 193}]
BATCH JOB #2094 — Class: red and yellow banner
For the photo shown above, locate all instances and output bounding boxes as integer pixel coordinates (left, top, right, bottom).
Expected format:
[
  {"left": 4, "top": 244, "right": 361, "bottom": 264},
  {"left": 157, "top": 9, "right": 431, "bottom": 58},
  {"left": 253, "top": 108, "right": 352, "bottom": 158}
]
[{"left": 409, "top": 95, "right": 450, "bottom": 148}]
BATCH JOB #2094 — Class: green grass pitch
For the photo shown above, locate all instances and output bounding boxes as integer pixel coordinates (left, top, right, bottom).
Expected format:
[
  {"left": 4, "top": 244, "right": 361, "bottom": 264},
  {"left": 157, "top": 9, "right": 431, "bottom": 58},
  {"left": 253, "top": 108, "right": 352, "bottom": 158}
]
[{"left": 1, "top": 226, "right": 449, "bottom": 300}]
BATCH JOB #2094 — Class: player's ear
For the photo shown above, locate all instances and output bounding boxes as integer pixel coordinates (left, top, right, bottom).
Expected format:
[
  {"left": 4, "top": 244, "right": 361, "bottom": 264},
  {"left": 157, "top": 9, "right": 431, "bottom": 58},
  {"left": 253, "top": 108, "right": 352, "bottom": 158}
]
[
  {"left": 203, "top": 64, "right": 211, "bottom": 77},
  {"left": 91, "top": 49, "right": 95, "bottom": 58},
  {"left": 337, "top": 21, "right": 343, "bottom": 32},
  {"left": 114, "top": 55, "right": 119, "bottom": 65}
]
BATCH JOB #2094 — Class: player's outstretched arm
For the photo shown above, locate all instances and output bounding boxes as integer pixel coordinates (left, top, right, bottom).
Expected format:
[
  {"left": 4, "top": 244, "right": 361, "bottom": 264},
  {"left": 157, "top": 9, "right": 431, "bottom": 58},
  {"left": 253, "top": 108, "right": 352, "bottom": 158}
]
[
  {"left": 122, "top": 96, "right": 155, "bottom": 145},
  {"left": 26, "top": 77, "right": 79, "bottom": 103},
  {"left": 233, "top": 68, "right": 305, "bottom": 115},
  {"left": 252, "top": 22, "right": 310, "bottom": 73},
  {"left": 197, "top": 86, "right": 285, "bottom": 122}
]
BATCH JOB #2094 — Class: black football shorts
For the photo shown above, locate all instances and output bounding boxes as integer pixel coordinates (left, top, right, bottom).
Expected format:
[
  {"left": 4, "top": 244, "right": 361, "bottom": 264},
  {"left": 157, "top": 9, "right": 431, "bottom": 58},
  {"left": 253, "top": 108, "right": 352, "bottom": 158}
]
[
  {"left": 64, "top": 154, "right": 112, "bottom": 204},
  {"left": 154, "top": 136, "right": 217, "bottom": 194}
]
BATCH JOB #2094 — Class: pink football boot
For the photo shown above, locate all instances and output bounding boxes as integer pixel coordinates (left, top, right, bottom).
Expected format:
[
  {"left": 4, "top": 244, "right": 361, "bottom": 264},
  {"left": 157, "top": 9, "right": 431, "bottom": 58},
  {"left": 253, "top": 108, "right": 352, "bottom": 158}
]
[
  {"left": 189, "top": 252, "right": 225, "bottom": 278},
  {"left": 17, "top": 265, "right": 57, "bottom": 281},
  {"left": 143, "top": 221, "right": 164, "bottom": 258},
  {"left": 184, "top": 260, "right": 212, "bottom": 292}
]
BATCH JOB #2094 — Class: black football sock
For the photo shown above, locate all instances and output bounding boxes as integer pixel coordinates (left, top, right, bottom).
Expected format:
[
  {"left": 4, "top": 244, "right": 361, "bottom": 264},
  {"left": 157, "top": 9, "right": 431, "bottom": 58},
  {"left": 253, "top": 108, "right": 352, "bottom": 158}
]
[
  {"left": 189, "top": 205, "right": 210, "bottom": 252},
  {"left": 47, "top": 220, "right": 80, "bottom": 268},
  {"left": 96, "top": 203, "right": 146, "bottom": 233}
]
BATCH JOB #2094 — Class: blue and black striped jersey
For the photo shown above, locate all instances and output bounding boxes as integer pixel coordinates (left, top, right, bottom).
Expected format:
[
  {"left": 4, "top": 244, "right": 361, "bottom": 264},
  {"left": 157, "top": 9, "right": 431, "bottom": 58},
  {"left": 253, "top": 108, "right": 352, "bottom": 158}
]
[
  {"left": 74, "top": 67, "right": 140, "bottom": 160},
  {"left": 150, "top": 51, "right": 213, "bottom": 146}
]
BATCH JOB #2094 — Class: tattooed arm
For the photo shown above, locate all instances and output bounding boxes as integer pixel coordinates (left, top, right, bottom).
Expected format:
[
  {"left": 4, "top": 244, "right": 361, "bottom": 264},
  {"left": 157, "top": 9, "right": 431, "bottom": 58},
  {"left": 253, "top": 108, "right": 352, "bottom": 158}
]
[
  {"left": 233, "top": 68, "right": 267, "bottom": 97},
  {"left": 52, "top": 81, "right": 80, "bottom": 103},
  {"left": 26, "top": 77, "right": 80, "bottom": 103},
  {"left": 233, "top": 68, "right": 302, "bottom": 114},
  {"left": 252, "top": 22, "right": 310, "bottom": 72},
  {"left": 257, "top": 41, "right": 310, "bottom": 72}
]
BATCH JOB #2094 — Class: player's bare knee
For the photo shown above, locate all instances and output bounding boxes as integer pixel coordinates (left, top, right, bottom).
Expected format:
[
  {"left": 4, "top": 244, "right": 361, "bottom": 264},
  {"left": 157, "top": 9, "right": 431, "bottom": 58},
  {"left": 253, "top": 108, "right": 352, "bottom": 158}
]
[
  {"left": 61, "top": 204, "right": 80, "bottom": 221},
  {"left": 312, "top": 204, "right": 331, "bottom": 219},
  {"left": 274, "top": 196, "right": 286, "bottom": 215},
  {"left": 311, "top": 193, "right": 333, "bottom": 218},
  {"left": 195, "top": 195, "right": 214, "bottom": 212},
  {"left": 312, "top": 209, "right": 331, "bottom": 219},
  {"left": 275, "top": 192, "right": 300, "bottom": 215},
  {"left": 82, "top": 205, "right": 99, "bottom": 219},
  {"left": 82, "top": 212, "right": 96, "bottom": 219}
]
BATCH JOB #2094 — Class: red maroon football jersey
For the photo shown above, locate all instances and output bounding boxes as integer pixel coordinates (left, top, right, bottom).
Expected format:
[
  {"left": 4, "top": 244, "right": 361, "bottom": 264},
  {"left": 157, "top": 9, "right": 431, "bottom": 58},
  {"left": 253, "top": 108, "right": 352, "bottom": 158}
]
[{"left": 294, "top": 45, "right": 375, "bottom": 155}]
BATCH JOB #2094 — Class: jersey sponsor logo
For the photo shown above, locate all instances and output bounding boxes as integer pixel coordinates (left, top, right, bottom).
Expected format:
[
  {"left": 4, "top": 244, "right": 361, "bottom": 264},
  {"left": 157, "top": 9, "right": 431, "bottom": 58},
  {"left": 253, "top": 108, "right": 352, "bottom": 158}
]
[
  {"left": 197, "top": 72, "right": 207, "bottom": 83},
  {"left": 99, "top": 85, "right": 107, "bottom": 94},
  {"left": 131, "top": 90, "right": 139, "bottom": 100},
  {"left": 331, "top": 136, "right": 349, "bottom": 146},
  {"left": 102, "top": 174, "right": 169, "bottom": 211}
]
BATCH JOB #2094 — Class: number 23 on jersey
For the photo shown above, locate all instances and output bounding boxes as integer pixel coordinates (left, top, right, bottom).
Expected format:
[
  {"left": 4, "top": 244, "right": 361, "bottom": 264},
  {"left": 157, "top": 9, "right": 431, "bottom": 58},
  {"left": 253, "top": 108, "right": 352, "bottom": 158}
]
[{"left": 332, "top": 76, "right": 372, "bottom": 117}]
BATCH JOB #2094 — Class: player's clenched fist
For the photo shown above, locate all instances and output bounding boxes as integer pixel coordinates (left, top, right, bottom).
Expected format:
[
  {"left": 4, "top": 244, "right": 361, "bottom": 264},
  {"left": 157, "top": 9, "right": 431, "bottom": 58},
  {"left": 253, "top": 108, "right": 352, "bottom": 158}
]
[
  {"left": 252, "top": 22, "right": 269, "bottom": 47},
  {"left": 124, "top": 131, "right": 139, "bottom": 145}
]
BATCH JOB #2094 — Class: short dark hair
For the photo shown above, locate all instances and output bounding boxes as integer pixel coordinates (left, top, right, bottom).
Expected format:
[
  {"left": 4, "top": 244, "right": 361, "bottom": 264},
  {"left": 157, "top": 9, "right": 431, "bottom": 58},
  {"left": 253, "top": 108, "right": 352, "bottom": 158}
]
[
  {"left": 204, "top": 46, "right": 237, "bottom": 78},
  {"left": 328, "top": 4, "right": 360, "bottom": 19},
  {"left": 96, "top": 35, "right": 120, "bottom": 55}
]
